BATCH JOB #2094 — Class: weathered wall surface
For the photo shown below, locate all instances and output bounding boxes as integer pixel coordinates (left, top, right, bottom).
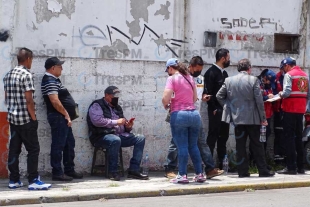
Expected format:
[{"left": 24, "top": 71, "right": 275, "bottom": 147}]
[{"left": 0, "top": 0, "right": 309, "bottom": 176}]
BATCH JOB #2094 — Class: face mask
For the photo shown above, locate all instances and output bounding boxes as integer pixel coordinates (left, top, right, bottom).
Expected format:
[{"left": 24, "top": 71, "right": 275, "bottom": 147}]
[
  {"left": 111, "top": 97, "right": 119, "bottom": 107},
  {"left": 191, "top": 71, "right": 201, "bottom": 77},
  {"left": 223, "top": 60, "right": 230, "bottom": 68}
]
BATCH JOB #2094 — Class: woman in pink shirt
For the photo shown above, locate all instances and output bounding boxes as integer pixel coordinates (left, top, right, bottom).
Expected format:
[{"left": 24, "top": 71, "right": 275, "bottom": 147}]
[{"left": 162, "top": 59, "right": 206, "bottom": 184}]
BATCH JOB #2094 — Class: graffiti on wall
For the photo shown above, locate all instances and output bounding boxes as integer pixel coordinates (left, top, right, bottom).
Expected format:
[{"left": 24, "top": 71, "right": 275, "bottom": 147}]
[
  {"left": 0, "top": 30, "right": 9, "bottom": 42},
  {"left": 220, "top": 17, "right": 278, "bottom": 31}
]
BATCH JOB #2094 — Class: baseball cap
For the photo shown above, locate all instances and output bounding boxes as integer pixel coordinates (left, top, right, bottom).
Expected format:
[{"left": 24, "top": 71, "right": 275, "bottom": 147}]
[
  {"left": 264, "top": 69, "right": 276, "bottom": 89},
  {"left": 165, "top": 58, "right": 179, "bottom": 72},
  {"left": 280, "top": 57, "right": 296, "bottom": 69},
  {"left": 45, "top": 57, "right": 65, "bottom": 69},
  {"left": 104, "top": 86, "right": 121, "bottom": 96}
]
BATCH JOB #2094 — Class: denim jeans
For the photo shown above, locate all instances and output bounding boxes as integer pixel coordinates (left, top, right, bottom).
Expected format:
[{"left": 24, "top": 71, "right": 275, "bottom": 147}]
[
  {"left": 48, "top": 113, "right": 76, "bottom": 176},
  {"left": 8, "top": 120, "right": 40, "bottom": 183},
  {"left": 94, "top": 133, "right": 145, "bottom": 172},
  {"left": 165, "top": 123, "right": 215, "bottom": 173},
  {"left": 170, "top": 110, "right": 202, "bottom": 175}
]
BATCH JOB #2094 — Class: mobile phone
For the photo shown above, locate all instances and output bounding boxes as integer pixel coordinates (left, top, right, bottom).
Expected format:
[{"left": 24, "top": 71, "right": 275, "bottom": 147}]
[{"left": 129, "top": 118, "right": 135, "bottom": 122}]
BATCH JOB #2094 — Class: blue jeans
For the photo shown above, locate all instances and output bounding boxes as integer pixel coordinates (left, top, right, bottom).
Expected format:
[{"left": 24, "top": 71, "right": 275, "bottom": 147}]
[
  {"left": 170, "top": 110, "right": 202, "bottom": 175},
  {"left": 165, "top": 123, "right": 215, "bottom": 173},
  {"left": 94, "top": 133, "right": 145, "bottom": 172},
  {"left": 48, "top": 113, "right": 76, "bottom": 176}
]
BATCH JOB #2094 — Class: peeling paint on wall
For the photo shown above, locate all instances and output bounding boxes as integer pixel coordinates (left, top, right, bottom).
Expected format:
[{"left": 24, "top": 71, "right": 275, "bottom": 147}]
[
  {"left": 154, "top": 1, "right": 171, "bottom": 20},
  {"left": 32, "top": 22, "right": 38, "bottom": 30},
  {"left": 98, "top": 39, "right": 130, "bottom": 59},
  {"left": 33, "top": 0, "right": 76, "bottom": 23},
  {"left": 126, "top": 0, "right": 155, "bottom": 38},
  {"left": 0, "top": 30, "right": 9, "bottom": 42}
]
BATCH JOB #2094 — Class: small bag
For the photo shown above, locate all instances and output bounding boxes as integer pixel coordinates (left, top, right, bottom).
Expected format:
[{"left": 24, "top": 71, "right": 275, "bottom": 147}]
[
  {"left": 70, "top": 103, "right": 79, "bottom": 121},
  {"left": 165, "top": 110, "right": 171, "bottom": 123}
]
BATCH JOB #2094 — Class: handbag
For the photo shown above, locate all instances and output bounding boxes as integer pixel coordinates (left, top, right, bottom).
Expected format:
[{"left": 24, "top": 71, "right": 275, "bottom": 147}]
[{"left": 70, "top": 103, "right": 79, "bottom": 121}]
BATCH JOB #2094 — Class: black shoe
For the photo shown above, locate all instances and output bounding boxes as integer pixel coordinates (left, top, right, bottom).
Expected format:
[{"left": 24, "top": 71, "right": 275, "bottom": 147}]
[
  {"left": 238, "top": 173, "right": 250, "bottom": 178},
  {"left": 277, "top": 168, "right": 297, "bottom": 175},
  {"left": 65, "top": 171, "right": 83, "bottom": 179},
  {"left": 109, "top": 172, "right": 121, "bottom": 181},
  {"left": 128, "top": 171, "right": 149, "bottom": 180},
  {"left": 297, "top": 169, "right": 305, "bottom": 174},
  {"left": 267, "top": 165, "right": 272, "bottom": 171},
  {"left": 259, "top": 171, "right": 275, "bottom": 177},
  {"left": 52, "top": 174, "right": 73, "bottom": 181}
]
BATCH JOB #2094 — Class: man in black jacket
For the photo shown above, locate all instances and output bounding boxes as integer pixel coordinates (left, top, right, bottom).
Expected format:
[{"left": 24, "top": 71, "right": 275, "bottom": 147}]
[
  {"left": 87, "top": 86, "right": 149, "bottom": 181},
  {"left": 203, "top": 48, "right": 230, "bottom": 170}
]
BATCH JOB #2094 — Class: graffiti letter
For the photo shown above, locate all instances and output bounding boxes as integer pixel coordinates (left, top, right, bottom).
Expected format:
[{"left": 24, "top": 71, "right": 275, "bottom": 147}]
[
  {"left": 249, "top": 18, "right": 260, "bottom": 29},
  {"left": 240, "top": 17, "right": 248, "bottom": 27},
  {"left": 259, "top": 18, "right": 277, "bottom": 31},
  {"left": 233, "top": 19, "right": 240, "bottom": 27},
  {"left": 221, "top": 18, "right": 232, "bottom": 29}
]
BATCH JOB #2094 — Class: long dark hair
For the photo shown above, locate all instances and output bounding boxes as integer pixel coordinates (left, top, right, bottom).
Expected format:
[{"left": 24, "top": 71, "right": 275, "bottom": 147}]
[{"left": 173, "top": 62, "right": 189, "bottom": 75}]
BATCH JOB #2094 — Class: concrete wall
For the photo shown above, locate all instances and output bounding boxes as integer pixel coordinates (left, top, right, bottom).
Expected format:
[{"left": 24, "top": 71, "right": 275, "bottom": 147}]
[{"left": 0, "top": 0, "right": 309, "bottom": 175}]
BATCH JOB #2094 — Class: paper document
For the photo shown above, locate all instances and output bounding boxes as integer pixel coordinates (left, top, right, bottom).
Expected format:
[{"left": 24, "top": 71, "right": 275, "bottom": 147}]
[{"left": 265, "top": 94, "right": 281, "bottom": 102}]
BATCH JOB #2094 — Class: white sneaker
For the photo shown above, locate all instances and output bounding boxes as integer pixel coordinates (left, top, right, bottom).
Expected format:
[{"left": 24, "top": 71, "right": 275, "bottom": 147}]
[
  {"left": 8, "top": 180, "right": 23, "bottom": 189},
  {"left": 170, "top": 174, "right": 189, "bottom": 184},
  {"left": 28, "top": 177, "right": 51, "bottom": 190},
  {"left": 194, "top": 173, "right": 207, "bottom": 183}
]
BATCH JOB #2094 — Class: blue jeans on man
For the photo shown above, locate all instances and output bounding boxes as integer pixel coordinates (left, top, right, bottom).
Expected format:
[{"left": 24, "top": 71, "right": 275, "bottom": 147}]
[
  {"left": 94, "top": 133, "right": 145, "bottom": 173},
  {"left": 48, "top": 113, "right": 76, "bottom": 176}
]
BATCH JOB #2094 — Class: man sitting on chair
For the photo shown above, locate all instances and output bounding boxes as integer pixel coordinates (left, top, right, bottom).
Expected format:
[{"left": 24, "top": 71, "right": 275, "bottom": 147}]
[{"left": 87, "top": 86, "right": 149, "bottom": 181}]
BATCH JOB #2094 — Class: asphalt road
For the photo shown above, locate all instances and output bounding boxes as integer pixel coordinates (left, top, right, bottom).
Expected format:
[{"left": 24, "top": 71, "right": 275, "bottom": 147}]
[{"left": 11, "top": 187, "right": 310, "bottom": 207}]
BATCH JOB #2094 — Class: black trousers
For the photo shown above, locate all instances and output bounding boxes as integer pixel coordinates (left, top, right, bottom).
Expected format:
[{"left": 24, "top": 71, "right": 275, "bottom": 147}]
[
  {"left": 235, "top": 125, "right": 268, "bottom": 175},
  {"left": 283, "top": 112, "right": 304, "bottom": 170},
  {"left": 8, "top": 120, "right": 40, "bottom": 183},
  {"left": 207, "top": 110, "right": 229, "bottom": 169},
  {"left": 273, "top": 111, "right": 286, "bottom": 156}
]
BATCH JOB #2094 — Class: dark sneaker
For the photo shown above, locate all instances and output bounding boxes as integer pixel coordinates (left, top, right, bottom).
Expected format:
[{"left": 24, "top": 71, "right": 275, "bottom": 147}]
[
  {"left": 206, "top": 168, "right": 224, "bottom": 179},
  {"left": 109, "top": 172, "right": 121, "bottom": 181},
  {"left": 238, "top": 173, "right": 250, "bottom": 178},
  {"left": 259, "top": 171, "right": 275, "bottom": 177},
  {"left": 277, "top": 168, "right": 297, "bottom": 175},
  {"left": 52, "top": 174, "right": 73, "bottom": 181},
  {"left": 128, "top": 171, "right": 149, "bottom": 180},
  {"left": 297, "top": 169, "right": 305, "bottom": 174},
  {"left": 65, "top": 171, "right": 83, "bottom": 179}
]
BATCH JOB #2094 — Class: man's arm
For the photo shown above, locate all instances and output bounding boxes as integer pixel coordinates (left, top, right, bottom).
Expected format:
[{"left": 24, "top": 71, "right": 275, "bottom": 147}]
[
  {"left": 25, "top": 91, "right": 36, "bottom": 120},
  {"left": 279, "top": 73, "right": 292, "bottom": 98},
  {"left": 253, "top": 78, "right": 267, "bottom": 123},
  {"left": 216, "top": 80, "right": 227, "bottom": 107},
  {"left": 48, "top": 94, "right": 72, "bottom": 127},
  {"left": 203, "top": 69, "right": 217, "bottom": 111}
]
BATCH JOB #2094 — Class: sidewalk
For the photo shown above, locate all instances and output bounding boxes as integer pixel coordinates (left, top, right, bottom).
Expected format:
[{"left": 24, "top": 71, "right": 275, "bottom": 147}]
[{"left": 1, "top": 171, "right": 310, "bottom": 206}]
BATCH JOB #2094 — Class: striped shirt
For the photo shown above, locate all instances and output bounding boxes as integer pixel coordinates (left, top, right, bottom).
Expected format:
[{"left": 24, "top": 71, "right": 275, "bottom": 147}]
[
  {"left": 3, "top": 65, "right": 35, "bottom": 125},
  {"left": 41, "top": 72, "right": 64, "bottom": 96}
]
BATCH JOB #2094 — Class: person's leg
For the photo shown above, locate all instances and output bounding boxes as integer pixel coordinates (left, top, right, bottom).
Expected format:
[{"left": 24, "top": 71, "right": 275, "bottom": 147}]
[
  {"left": 248, "top": 125, "right": 268, "bottom": 174},
  {"left": 20, "top": 120, "right": 40, "bottom": 183},
  {"left": 188, "top": 110, "right": 203, "bottom": 175},
  {"left": 48, "top": 113, "right": 68, "bottom": 176},
  {"left": 295, "top": 113, "right": 304, "bottom": 171},
  {"left": 63, "top": 127, "right": 76, "bottom": 174},
  {"left": 94, "top": 134, "right": 121, "bottom": 173},
  {"left": 8, "top": 124, "right": 23, "bottom": 182},
  {"left": 283, "top": 112, "right": 297, "bottom": 171},
  {"left": 197, "top": 121, "right": 215, "bottom": 173},
  {"left": 234, "top": 125, "right": 249, "bottom": 175},
  {"left": 217, "top": 120, "right": 229, "bottom": 169},
  {"left": 207, "top": 110, "right": 221, "bottom": 156},
  {"left": 274, "top": 111, "right": 285, "bottom": 156},
  {"left": 170, "top": 111, "right": 189, "bottom": 176},
  {"left": 120, "top": 134, "right": 145, "bottom": 172},
  {"left": 164, "top": 137, "right": 178, "bottom": 172}
]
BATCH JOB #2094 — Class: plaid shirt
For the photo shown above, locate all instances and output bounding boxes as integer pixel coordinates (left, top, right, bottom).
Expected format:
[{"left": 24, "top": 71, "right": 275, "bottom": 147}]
[{"left": 3, "top": 65, "right": 35, "bottom": 125}]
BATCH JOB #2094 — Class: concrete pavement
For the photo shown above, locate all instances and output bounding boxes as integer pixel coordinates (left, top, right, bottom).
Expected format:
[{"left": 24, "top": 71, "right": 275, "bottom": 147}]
[{"left": 1, "top": 171, "right": 310, "bottom": 206}]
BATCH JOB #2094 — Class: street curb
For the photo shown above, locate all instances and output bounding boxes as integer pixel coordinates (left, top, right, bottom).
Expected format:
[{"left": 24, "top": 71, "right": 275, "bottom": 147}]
[{"left": 1, "top": 181, "right": 310, "bottom": 206}]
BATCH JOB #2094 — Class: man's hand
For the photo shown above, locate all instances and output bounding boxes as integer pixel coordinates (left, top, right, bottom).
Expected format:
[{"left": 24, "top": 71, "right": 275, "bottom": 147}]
[
  {"left": 213, "top": 109, "right": 217, "bottom": 115},
  {"left": 65, "top": 115, "right": 72, "bottom": 127},
  {"left": 261, "top": 120, "right": 268, "bottom": 126},
  {"left": 278, "top": 91, "right": 283, "bottom": 98},
  {"left": 202, "top": 94, "right": 211, "bottom": 102},
  {"left": 117, "top": 118, "right": 126, "bottom": 125},
  {"left": 125, "top": 120, "right": 134, "bottom": 128},
  {"left": 267, "top": 94, "right": 274, "bottom": 99}
]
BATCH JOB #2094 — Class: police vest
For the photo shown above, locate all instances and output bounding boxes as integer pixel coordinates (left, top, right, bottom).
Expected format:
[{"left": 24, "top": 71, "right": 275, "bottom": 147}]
[{"left": 282, "top": 67, "right": 309, "bottom": 113}]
